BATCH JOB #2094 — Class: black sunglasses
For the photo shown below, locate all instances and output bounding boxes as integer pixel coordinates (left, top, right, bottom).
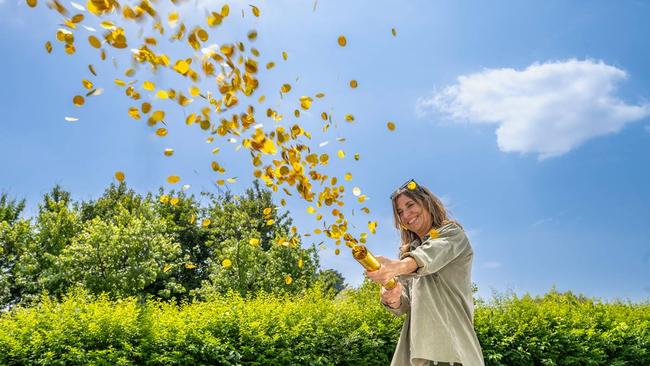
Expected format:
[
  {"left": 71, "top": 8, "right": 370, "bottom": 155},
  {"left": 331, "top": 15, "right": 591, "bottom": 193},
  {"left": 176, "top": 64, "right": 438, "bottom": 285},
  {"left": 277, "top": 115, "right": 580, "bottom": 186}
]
[{"left": 390, "top": 179, "right": 420, "bottom": 199}]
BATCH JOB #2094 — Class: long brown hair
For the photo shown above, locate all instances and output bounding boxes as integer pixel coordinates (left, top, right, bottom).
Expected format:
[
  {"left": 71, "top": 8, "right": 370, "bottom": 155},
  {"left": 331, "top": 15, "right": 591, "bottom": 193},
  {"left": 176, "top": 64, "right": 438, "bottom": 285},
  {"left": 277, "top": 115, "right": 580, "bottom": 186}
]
[{"left": 391, "top": 183, "right": 461, "bottom": 257}]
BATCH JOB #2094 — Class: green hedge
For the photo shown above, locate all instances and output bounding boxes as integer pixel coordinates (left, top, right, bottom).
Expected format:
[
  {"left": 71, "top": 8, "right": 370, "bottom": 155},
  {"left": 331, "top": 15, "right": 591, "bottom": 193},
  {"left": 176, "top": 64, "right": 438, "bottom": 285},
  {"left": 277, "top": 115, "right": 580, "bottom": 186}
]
[{"left": 0, "top": 285, "right": 648, "bottom": 365}]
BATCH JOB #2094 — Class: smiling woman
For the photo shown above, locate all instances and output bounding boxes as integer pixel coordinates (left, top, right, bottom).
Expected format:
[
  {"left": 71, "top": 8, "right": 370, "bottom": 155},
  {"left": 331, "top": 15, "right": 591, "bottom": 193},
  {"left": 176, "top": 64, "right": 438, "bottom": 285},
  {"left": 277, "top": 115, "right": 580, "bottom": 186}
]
[{"left": 365, "top": 180, "right": 485, "bottom": 366}]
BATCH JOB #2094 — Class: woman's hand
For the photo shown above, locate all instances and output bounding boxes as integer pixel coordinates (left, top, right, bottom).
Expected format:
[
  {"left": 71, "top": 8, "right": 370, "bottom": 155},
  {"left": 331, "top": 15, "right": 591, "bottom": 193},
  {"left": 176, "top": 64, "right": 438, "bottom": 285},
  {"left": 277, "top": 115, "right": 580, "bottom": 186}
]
[
  {"left": 364, "top": 256, "right": 400, "bottom": 285},
  {"left": 381, "top": 282, "right": 402, "bottom": 309}
]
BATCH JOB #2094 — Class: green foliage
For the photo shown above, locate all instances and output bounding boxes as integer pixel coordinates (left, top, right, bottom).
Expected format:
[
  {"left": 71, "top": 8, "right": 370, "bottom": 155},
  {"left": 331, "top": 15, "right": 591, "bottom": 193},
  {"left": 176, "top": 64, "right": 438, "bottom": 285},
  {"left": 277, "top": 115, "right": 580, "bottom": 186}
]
[
  {"left": 474, "top": 288, "right": 650, "bottom": 366},
  {"left": 1, "top": 286, "right": 647, "bottom": 365},
  {"left": 0, "top": 193, "right": 25, "bottom": 225},
  {"left": 0, "top": 285, "right": 402, "bottom": 365},
  {"left": 59, "top": 204, "right": 180, "bottom": 299},
  {"left": 193, "top": 181, "right": 319, "bottom": 298},
  {"left": 1, "top": 181, "right": 323, "bottom": 308},
  {"left": 316, "top": 269, "right": 347, "bottom": 296}
]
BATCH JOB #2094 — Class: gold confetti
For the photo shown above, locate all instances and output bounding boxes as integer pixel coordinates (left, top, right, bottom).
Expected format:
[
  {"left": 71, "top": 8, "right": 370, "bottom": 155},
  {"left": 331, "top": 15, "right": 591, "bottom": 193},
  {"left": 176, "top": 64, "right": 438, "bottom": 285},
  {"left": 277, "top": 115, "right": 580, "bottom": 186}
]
[
  {"left": 88, "top": 35, "right": 101, "bottom": 48},
  {"left": 143, "top": 81, "right": 155, "bottom": 91},
  {"left": 167, "top": 175, "right": 180, "bottom": 184},
  {"left": 337, "top": 35, "right": 347, "bottom": 47},
  {"left": 349, "top": 80, "right": 358, "bottom": 88},
  {"left": 26, "top": 0, "right": 37, "bottom": 8},
  {"left": 337, "top": 150, "right": 345, "bottom": 159},
  {"left": 202, "top": 218, "right": 211, "bottom": 227},
  {"left": 155, "top": 128, "right": 168, "bottom": 137},
  {"left": 222, "top": 258, "right": 232, "bottom": 268},
  {"left": 115, "top": 171, "right": 125, "bottom": 182},
  {"left": 407, "top": 181, "right": 417, "bottom": 190},
  {"left": 163, "top": 148, "right": 174, "bottom": 156},
  {"left": 428, "top": 229, "right": 439, "bottom": 239},
  {"left": 387, "top": 121, "right": 396, "bottom": 131},
  {"left": 368, "top": 221, "right": 377, "bottom": 234},
  {"left": 185, "top": 262, "right": 197, "bottom": 269},
  {"left": 170, "top": 197, "right": 180, "bottom": 205},
  {"left": 45, "top": 41, "right": 52, "bottom": 53},
  {"left": 285, "top": 274, "right": 293, "bottom": 285},
  {"left": 250, "top": 5, "right": 260, "bottom": 17},
  {"left": 282, "top": 51, "right": 288, "bottom": 60},
  {"left": 392, "top": 27, "right": 397, "bottom": 36},
  {"left": 72, "top": 95, "right": 85, "bottom": 106},
  {"left": 344, "top": 173, "right": 352, "bottom": 181}
]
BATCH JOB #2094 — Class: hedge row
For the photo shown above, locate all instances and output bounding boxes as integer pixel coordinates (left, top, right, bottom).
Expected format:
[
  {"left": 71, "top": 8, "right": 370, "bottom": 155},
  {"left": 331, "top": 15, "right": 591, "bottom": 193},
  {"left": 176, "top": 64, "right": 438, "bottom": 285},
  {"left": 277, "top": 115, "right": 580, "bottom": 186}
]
[{"left": 0, "top": 285, "right": 648, "bottom": 365}]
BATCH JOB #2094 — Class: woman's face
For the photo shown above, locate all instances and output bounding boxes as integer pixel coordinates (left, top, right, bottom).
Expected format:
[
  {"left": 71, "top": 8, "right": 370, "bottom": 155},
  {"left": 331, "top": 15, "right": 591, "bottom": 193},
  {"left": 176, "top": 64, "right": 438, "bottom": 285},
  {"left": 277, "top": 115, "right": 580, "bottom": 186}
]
[{"left": 395, "top": 194, "right": 433, "bottom": 238}]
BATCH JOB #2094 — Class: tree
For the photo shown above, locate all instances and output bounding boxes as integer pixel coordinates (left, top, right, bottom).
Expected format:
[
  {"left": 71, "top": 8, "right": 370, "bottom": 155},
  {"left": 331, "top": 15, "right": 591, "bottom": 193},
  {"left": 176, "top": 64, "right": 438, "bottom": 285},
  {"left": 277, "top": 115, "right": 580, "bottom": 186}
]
[
  {"left": 59, "top": 203, "right": 180, "bottom": 298},
  {"left": 11, "top": 186, "right": 81, "bottom": 303},
  {"left": 194, "top": 181, "right": 320, "bottom": 298},
  {"left": 0, "top": 193, "right": 33, "bottom": 308},
  {"left": 316, "top": 269, "right": 347, "bottom": 296}
]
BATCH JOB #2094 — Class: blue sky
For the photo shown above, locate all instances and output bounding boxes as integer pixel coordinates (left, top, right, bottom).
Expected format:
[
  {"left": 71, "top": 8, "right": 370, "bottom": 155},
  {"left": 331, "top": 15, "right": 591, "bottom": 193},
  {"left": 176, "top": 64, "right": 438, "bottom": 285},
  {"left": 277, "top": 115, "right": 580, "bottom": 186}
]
[{"left": 1, "top": 0, "right": 649, "bottom": 302}]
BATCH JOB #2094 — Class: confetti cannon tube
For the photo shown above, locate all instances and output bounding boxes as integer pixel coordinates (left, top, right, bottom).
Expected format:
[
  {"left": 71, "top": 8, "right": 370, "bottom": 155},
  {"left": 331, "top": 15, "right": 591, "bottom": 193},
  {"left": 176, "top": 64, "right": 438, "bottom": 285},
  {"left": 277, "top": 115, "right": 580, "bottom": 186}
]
[{"left": 352, "top": 245, "right": 397, "bottom": 290}]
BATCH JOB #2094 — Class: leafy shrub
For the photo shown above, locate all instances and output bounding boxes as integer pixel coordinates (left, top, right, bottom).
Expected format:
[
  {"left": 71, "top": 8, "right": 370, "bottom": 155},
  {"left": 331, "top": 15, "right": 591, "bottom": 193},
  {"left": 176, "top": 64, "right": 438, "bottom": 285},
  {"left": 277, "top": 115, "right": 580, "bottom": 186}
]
[{"left": 0, "top": 285, "right": 647, "bottom": 365}]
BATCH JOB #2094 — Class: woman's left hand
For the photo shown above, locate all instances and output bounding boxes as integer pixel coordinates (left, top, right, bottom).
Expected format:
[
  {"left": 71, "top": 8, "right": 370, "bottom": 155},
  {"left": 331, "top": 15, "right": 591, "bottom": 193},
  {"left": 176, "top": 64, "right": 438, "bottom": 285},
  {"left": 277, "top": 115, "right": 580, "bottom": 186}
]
[{"left": 365, "top": 256, "right": 400, "bottom": 285}]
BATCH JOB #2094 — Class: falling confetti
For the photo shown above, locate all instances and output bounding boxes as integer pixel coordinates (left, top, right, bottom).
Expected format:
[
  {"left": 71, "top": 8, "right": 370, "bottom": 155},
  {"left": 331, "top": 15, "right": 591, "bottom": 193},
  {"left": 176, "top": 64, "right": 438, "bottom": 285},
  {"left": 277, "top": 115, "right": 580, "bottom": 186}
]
[{"left": 24, "top": 0, "right": 401, "bottom": 263}]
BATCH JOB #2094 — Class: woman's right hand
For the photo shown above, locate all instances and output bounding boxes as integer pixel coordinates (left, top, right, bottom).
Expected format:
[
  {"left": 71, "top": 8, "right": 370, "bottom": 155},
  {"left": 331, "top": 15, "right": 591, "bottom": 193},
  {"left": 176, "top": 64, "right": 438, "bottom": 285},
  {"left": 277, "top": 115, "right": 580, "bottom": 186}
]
[{"left": 380, "top": 282, "right": 402, "bottom": 309}]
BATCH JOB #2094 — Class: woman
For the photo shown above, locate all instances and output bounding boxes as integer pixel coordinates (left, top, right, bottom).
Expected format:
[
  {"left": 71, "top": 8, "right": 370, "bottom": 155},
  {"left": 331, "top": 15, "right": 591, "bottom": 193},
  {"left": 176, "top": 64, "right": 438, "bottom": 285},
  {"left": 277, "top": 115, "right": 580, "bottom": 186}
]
[{"left": 365, "top": 180, "right": 485, "bottom": 366}]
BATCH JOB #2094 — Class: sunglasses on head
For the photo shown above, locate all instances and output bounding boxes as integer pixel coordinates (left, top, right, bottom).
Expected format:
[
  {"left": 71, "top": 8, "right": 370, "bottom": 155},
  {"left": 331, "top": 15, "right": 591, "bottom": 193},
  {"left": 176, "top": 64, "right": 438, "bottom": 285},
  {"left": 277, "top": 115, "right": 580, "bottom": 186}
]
[{"left": 390, "top": 179, "right": 420, "bottom": 199}]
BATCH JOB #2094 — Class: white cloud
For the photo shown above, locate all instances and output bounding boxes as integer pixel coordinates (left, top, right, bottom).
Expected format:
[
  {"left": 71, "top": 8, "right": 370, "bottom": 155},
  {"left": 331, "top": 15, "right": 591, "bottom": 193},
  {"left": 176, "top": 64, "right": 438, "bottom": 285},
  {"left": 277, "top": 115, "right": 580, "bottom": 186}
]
[
  {"left": 483, "top": 261, "right": 502, "bottom": 269},
  {"left": 417, "top": 59, "right": 650, "bottom": 160}
]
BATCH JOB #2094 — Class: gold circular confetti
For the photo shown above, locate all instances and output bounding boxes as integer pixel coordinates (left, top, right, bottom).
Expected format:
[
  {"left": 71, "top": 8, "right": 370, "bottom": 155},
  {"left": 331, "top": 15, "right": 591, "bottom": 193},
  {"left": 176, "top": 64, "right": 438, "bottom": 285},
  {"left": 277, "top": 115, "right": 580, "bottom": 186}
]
[
  {"left": 26, "top": 0, "right": 37, "bottom": 8},
  {"left": 88, "top": 35, "right": 101, "bottom": 48},
  {"left": 407, "top": 181, "right": 417, "bottom": 190},
  {"left": 72, "top": 95, "right": 85, "bottom": 106},
  {"left": 387, "top": 121, "right": 396, "bottom": 131},
  {"left": 114, "top": 171, "right": 125, "bottom": 182},
  {"left": 167, "top": 175, "right": 180, "bottom": 184},
  {"left": 156, "top": 128, "right": 168, "bottom": 137},
  {"left": 337, "top": 35, "right": 347, "bottom": 47},
  {"left": 349, "top": 80, "right": 358, "bottom": 88},
  {"left": 391, "top": 27, "right": 397, "bottom": 37},
  {"left": 250, "top": 5, "right": 260, "bottom": 17},
  {"left": 285, "top": 275, "right": 293, "bottom": 285},
  {"left": 163, "top": 148, "right": 174, "bottom": 156}
]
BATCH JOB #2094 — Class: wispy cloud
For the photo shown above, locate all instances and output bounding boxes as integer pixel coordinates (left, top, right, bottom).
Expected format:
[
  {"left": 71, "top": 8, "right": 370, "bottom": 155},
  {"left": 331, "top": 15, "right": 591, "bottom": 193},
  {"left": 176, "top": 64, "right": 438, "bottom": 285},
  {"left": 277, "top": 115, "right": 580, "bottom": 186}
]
[
  {"left": 483, "top": 261, "right": 502, "bottom": 269},
  {"left": 532, "top": 217, "right": 554, "bottom": 227},
  {"left": 417, "top": 59, "right": 650, "bottom": 160}
]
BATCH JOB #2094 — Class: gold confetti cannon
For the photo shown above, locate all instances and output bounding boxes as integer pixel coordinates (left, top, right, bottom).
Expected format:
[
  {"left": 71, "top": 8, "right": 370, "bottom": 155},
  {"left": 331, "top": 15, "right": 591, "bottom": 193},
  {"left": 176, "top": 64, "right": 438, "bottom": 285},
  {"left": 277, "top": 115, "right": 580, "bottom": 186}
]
[{"left": 352, "top": 245, "right": 397, "bottom": 290}]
